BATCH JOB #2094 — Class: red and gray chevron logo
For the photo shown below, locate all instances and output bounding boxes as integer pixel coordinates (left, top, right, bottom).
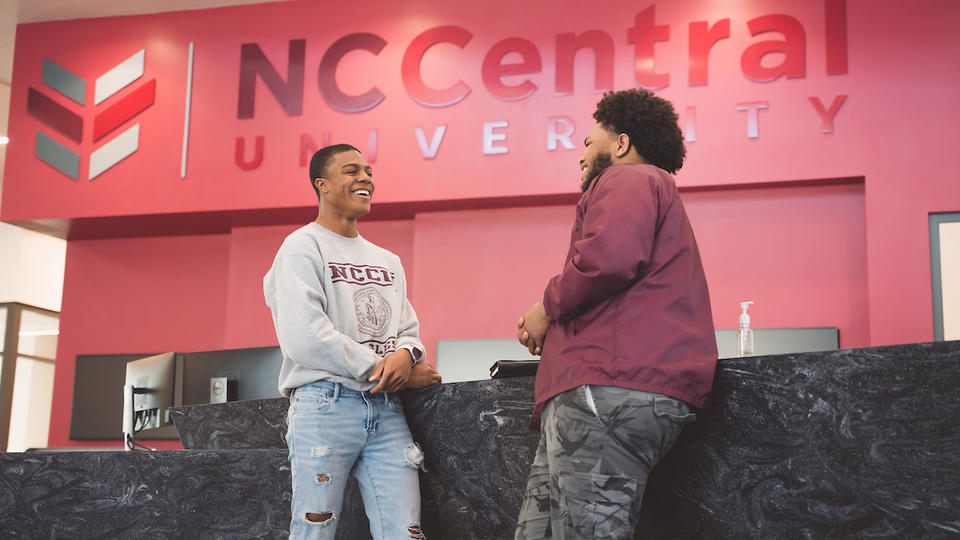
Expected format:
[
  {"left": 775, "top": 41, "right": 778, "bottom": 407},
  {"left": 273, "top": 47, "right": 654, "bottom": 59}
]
[{"left": 27, "top": 50, "right": 156, "bottom": 181}]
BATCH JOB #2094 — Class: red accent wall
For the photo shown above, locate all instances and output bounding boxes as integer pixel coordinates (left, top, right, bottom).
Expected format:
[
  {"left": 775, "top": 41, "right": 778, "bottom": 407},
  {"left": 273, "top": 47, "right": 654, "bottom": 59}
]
[
  {"left": 411, "top": 181, "right": 869, "bottom": 371},
  {"left": 54, "top": 234, "right": 232, "bottom": 449},
  {"left": 0, "top": 0, "right": 955, "bottom": 446}
]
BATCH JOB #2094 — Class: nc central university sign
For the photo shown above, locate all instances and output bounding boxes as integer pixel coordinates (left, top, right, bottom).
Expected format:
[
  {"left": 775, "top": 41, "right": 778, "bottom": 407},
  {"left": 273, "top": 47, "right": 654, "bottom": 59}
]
[
  {"left": 235, "top": 2, "right": 849, "bottom": 168},
  {"left": 2, "top": 0, "right": 858, "bottom": 222}
]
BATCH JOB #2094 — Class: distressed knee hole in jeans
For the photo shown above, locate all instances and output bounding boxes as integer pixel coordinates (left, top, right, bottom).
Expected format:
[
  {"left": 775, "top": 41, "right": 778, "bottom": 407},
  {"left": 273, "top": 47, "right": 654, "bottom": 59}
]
[
  {"left": 304, "top": 512, "right": 334, "bottom": 525},
  {"left": 403, "top": 442, "right": 425, "bottom": 470},
  {"left": 315, "top": 473, "right": 330, "bottom": 484},
  {"left": 407, "top": 523, "right": 425, "bottom": 539},
  {"left": 310, "top": 445, "right": 332, "bottom": 457}
]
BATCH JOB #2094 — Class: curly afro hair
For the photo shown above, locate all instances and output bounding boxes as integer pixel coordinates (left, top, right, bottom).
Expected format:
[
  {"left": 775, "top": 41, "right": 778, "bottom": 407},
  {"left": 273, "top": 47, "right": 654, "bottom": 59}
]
[{"left": 593, "top": 89, "right": 686, "bottom": 174}]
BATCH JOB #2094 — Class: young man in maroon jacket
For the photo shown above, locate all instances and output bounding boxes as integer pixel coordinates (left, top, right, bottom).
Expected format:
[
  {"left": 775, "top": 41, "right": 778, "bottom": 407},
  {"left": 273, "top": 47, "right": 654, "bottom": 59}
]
[{"left": 514, "top": 89, "right": 718, "bottom": 539}]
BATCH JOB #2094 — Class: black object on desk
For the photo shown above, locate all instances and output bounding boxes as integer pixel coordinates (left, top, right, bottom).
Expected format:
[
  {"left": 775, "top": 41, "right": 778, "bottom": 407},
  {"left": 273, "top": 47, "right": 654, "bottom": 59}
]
[{"left": 490, "top": 359, "right": 539, "bottom": 378}]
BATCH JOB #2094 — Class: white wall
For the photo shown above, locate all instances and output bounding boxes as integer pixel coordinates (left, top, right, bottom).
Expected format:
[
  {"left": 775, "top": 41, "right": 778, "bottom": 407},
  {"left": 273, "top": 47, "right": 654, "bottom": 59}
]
[
  {"left": 0, "top": 222, "right": 19, "bottom": 298},
  {"left": 940, "top": 221, "right": 960, "bottom": 341},
  {"left": 6, "top": 358, "right": 55, "bottom": 451},
  {"left": 0, "top": 223, "right": 63, "bottom": 451},
  {"left": 0, "top": 222, "right": 66, "bottom": 311}
]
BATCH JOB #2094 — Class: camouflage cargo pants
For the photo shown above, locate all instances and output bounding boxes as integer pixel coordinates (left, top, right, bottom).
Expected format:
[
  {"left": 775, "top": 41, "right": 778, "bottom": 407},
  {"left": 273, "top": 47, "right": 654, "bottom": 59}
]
[{"left": 514, "top": 385, "right": 696, "bottom": 539}]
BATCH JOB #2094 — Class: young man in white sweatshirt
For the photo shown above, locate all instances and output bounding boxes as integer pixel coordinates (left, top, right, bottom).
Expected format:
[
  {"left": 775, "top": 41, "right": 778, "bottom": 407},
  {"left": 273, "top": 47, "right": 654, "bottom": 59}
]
[{"left": 264, "top": 144, "right": 441, "bottom": 539}]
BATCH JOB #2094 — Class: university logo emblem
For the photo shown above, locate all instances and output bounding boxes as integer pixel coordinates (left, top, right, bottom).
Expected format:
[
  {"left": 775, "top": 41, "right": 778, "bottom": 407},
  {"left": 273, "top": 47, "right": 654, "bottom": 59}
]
[
  {"left": 26, "top": 50, "right": 156, "bottom": 181},
  {"left": 354, "top": 287, "right": 391, "bottom": 337}
]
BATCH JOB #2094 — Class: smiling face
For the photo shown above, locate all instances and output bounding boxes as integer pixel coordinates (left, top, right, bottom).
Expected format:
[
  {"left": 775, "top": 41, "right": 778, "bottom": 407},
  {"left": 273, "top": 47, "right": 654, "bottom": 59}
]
[
  {"left": 579, "top": 123, "right": 618, "bottom": 192},
  {"left": 315, "top": 149, "right": 375, "bottom": 219}
]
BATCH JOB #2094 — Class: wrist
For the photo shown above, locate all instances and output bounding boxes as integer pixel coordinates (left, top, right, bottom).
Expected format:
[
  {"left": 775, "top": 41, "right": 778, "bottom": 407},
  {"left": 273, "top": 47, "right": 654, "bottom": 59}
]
[{"left": 400, "top": 345, "right": 422, "bottom": 366}]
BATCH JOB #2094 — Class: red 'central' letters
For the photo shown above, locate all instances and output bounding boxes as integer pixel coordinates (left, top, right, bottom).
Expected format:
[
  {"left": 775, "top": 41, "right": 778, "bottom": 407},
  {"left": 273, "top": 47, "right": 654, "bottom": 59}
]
[{"left": 236, "top": 1, "right": 848, "bottom": 118}]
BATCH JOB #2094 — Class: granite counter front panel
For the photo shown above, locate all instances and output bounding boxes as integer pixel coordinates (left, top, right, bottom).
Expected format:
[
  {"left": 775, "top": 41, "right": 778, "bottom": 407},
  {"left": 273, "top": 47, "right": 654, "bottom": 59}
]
[
  {"left": 170, "top": 341, "right": 960, "bottom": 539},
  {"left": 0, "top": 450, "right": 291, "bottom": 539},
  {"left": 3, "top": 341, "right": 959, "bottom": 538},
  {"left": 639, "top": 341, "right": 960, "bottom": 538},
  {"left": 169, "top": 377, "right": 538, "bottom": 539}
]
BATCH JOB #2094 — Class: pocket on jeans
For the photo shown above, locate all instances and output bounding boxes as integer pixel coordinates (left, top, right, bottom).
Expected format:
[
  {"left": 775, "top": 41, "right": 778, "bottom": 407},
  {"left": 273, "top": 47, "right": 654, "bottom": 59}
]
[
  {"left": 652, "top": 396, "right": 696, "bottom": 424},
  {"left": 558, "top": 471, "right": 638, "bottom": 539},
  {"left": 290, "top": 387, "right": 332, "bottom": 415},
  {"left": 521, "top": 470, "right": 551, "bottom": 507}
]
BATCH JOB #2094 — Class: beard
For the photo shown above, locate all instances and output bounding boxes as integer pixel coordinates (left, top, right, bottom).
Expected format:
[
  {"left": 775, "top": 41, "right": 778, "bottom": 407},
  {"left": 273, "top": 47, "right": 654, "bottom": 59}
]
[{"left": 581, "top": 151, "right": 614, "bottom": 192}]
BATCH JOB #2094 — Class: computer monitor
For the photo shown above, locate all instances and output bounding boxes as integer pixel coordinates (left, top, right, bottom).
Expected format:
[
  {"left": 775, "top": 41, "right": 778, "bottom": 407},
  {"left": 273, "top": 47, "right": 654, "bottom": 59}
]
[
  {"left": 179, "top": 346, "right": 282, "bottom": 405},
  {"left": 72, "top": 353, "right": 156, "bottom": 440},
  {"left": 122, "top": 352, "right": 179, "bottom": 450}
]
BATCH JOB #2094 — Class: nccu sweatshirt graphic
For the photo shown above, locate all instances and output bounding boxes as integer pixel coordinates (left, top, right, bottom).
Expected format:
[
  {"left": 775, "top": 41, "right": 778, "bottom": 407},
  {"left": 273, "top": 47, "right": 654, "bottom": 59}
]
[{"left": 264, "top": 222, "right": 424, "bottom": 396}]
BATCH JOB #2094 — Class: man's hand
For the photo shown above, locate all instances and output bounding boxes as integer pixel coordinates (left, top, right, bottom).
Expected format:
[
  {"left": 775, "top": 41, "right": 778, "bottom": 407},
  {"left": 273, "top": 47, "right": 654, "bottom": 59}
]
[
  {"left": 517, "top": 301, "right": 552, "bottom": 356},
  {"left": 369, "top": 349, "right": 414, "bottom": 393},
  {"left": 405, "top": 362, "right": 442, "bottom": 389}
]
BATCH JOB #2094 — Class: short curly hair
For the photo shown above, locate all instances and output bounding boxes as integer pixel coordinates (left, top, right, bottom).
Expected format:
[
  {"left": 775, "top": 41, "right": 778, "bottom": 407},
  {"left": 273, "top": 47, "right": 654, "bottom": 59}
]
[
  {"left": 593, "top": 89, "right": 686, "bottom": 174},
  {"left": 308, "top": 143, "right": 360, "bottom": 200}
]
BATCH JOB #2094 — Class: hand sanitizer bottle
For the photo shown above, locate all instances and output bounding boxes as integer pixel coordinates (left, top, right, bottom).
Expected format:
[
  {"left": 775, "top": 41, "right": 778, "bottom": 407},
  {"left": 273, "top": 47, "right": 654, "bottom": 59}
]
[{"left": 737, "top": 301, "right": 755, "bottom": 357}]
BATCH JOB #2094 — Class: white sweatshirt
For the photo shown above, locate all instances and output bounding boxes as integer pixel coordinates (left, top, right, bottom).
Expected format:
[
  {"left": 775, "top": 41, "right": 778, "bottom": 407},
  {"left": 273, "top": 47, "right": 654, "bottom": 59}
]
[{"left": 264, "top": 222, "right": 424, "bottom": 396}]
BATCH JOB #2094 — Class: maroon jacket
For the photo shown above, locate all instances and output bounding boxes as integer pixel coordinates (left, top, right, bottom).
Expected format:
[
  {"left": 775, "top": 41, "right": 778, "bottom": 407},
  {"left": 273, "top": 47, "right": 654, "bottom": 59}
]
[{"left": 533, "top": 163, "right": 717, "bottom": 427}]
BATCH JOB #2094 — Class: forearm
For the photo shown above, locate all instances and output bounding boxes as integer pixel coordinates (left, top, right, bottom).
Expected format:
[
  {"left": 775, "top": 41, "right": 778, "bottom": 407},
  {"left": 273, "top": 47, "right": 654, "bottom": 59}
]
[{"left": 278, "top": 320, "right": 380, "bottom": 381}]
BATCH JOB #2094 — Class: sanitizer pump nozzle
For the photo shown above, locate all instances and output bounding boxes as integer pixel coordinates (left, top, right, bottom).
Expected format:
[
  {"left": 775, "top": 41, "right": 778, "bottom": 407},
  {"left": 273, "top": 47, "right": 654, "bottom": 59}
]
[{"left": 737, "top": 301, "right": 754, "bottom": 357}]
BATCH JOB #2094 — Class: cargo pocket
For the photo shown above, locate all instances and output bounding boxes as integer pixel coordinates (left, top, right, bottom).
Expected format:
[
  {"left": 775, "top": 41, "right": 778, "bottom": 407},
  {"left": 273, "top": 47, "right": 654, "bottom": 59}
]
[
  {"left": 516, "top": 470, "right": 552, "bottom": 538},
  {"left": 558, "top": 471, "right": 639, "bottom": 539},
  {"left": 652, "top": 396, "right": 696, "bottom": 454},
  {"left": 652, "top": 396, "right": 696, "bottom": 424}
]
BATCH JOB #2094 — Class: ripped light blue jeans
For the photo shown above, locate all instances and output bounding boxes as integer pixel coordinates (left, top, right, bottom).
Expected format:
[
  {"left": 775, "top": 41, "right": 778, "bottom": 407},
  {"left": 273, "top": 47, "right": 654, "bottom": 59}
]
[{"left": 286, "top": 381, "right": 425, "bottom": 539}]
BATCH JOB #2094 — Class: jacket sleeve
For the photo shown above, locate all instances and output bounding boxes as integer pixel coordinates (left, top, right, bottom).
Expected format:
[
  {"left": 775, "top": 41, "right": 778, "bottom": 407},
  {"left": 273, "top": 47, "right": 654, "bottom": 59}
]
[
  {"left": 267, "top": 252, "right": 381, "bottom": 382},
  {"left": 542, "top": 167, "right": 659, "bottom": 322},
  {"left": 393, "top": 262, "right": 425, "bottom": 359}
]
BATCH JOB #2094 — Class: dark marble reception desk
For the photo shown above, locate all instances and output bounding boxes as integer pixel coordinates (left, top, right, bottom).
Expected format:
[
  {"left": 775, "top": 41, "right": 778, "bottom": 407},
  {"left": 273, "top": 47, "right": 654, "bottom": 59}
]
[{"left": 2, "top": 341, "right": 959, "bottom": 539}]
